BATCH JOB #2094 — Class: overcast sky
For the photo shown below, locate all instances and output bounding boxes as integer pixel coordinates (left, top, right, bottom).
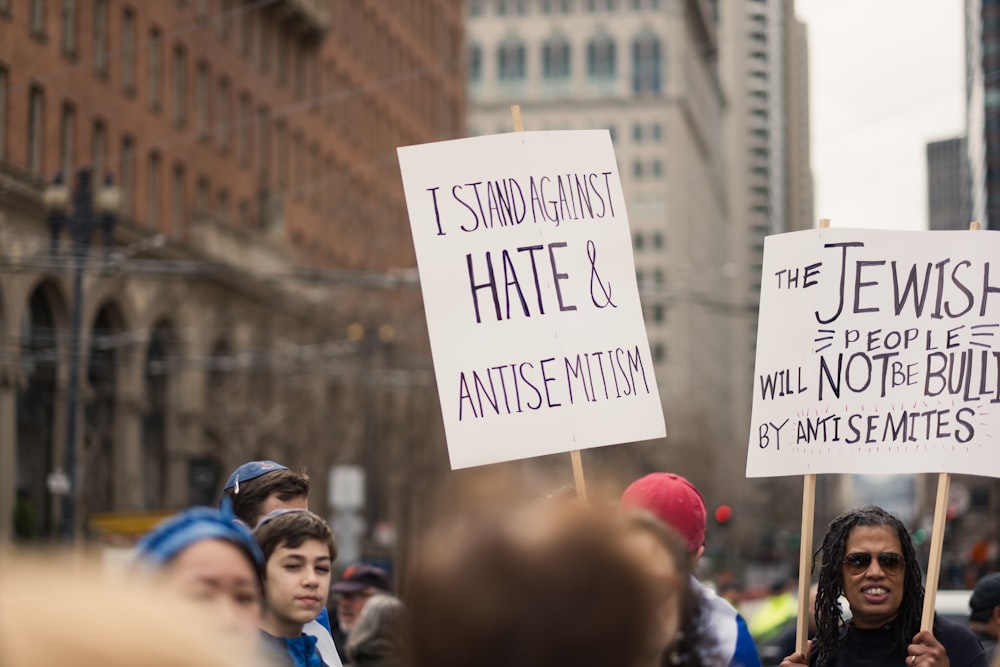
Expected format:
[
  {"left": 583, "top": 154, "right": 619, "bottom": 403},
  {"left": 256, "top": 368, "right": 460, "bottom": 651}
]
[{"left": 795, "top": 0, "right": 966, "bottom": 231}]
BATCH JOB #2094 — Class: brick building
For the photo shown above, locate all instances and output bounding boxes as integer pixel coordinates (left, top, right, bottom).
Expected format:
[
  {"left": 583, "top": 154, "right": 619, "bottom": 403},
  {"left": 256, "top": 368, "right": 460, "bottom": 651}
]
[{"left": 0, "top": 0, "right": 463, "bottom": 557}]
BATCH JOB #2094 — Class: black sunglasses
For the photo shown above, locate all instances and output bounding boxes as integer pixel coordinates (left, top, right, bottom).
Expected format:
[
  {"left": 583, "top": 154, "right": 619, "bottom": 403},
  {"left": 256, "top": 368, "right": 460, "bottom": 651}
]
[{"left": 843, "top": 552, "right": 904, "bottom": 575}]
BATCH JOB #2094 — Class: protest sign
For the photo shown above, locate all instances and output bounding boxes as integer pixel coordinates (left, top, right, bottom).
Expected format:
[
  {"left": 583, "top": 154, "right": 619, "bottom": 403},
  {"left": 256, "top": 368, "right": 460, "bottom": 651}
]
[
  {"left": 398, "top": 130, "right": 664, "bottom": 469},
  {"left": 747, "top": 227, "right": 1000, "bottom": 479}
]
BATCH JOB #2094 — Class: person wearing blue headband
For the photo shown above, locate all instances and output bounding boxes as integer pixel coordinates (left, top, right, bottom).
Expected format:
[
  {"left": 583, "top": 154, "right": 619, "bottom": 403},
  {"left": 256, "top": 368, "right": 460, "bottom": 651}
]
[{"left": 134, "top": 502, "right": 265, "bottom": 642}]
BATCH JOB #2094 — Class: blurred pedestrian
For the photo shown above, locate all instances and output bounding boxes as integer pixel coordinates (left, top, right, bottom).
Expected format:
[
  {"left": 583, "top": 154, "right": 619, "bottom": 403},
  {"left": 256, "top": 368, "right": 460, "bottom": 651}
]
[
  {"left": 405, "top": 500, "right": 660, "bottom": 667},
  {"left": 750, "top": 578, "right": 799, "bottom": 643},
  {"left": 969, "top": 572, "right": 1000, "bottom": 663},
  {"left": 332, "top": 564, "right": 392, "bottom": 662},
  {"left": 622, "top": 508, "right": 726, "bottom": 667},
  {"left": 0, "top": 557, "right": 268, "bottom": 667},
  {"left": 780, "top": 506, "right": 985, "bottom": 667},
  {"left": 255, "top": 508, "right": 337, "bottom": 667},
  {"left": 133, "top": 503, "right": 265, "bottom": 642},
  {"left": 346, "top": 594, "right": 407, "bottom": 667},
  {"left": 621, "top": 472, "right": 761, "bottom": 667},
  {"left": 221, "top": 459, "right": 341, "bottom": 665}
]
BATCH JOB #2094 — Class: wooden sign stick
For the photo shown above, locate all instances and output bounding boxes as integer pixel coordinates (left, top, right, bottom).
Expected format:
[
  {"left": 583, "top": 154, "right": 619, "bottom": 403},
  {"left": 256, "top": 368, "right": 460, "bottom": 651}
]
[
  {"left": 794, "top": 217, "right": 828, "bottom": 655},
  {"left": 509, "top": 104, "right": 590, "bottom": 503}
]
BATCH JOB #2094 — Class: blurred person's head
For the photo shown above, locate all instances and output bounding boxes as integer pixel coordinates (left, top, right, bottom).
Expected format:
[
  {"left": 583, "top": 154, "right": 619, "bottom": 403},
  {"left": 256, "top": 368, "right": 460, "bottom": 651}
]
[
  {"left": 220, "top": 460, "right": 310, "bottom": 527},
  {"left": 134, "top": 504, "right": 264, "bottom": 640},
  {"left": 621, "top": 510, "right": 722, "bottom": 667},
  {"left": 969, "top": 572, "right": 1000, "bottom": 638},
  {"left": 254, "top": 508, "right": 337, "bottom": 638},
  {"left": 333, "top": 564, "right": 391, "bottom": 633},
  {"left": 0, "top": 558, "right": 267, "bottom": 667},
  {"left": 346, "top": 594, "right": 408, "bottom": 667},
  {"left": 405, "top": 501, "right": 659, "bottom": 667},
  {"left": 813, "top": 506, "right": 922, "bottom": 661},
  {"left": 620, "top": 472, "right": 707, "bottom": 562}
]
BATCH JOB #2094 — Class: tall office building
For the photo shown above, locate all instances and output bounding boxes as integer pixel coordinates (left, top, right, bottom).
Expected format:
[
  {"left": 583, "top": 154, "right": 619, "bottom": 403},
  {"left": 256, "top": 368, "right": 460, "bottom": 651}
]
[
  {"left": 717, "top": 0, "right": 812, "bottom": 532},
  {"left": 966, "top": 0, "right": 999, "bottom": 229},
  {"left": 0, "top": 1, "right": 463, "bottom": 551},
  {"left": 927, "top": 136, "right": 971, "bottom": 230},
  {"left": 467, "top": 0, "right": 742, "bottom": 495}
]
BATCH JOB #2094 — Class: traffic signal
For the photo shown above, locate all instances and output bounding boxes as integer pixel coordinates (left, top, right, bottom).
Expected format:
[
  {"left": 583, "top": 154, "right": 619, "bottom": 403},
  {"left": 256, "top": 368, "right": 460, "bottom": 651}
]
[{"left": 715, "top": 504, "right": 732, "bottom": 525}]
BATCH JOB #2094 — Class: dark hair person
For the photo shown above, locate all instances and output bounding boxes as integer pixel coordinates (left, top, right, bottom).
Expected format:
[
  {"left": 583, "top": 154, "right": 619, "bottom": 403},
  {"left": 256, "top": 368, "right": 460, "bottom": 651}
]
[{"left": 781, "top": 506, "right": 985, "bottom": 667}]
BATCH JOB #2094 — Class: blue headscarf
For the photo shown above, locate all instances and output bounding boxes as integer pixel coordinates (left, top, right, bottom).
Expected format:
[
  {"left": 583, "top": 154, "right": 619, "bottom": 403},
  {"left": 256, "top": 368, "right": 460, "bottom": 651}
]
[{"left": 134, "top": 500, "right": 264, "bottom": 578}]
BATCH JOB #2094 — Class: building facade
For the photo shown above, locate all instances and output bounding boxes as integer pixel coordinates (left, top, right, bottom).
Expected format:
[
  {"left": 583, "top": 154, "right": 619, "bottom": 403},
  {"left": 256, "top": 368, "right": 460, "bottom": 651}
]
[
  {"left": 927, "top": 136, "right": 971, "bottom": 231},
  {"left": 0, "top": 0, "right": 463, "bottom": 554}
]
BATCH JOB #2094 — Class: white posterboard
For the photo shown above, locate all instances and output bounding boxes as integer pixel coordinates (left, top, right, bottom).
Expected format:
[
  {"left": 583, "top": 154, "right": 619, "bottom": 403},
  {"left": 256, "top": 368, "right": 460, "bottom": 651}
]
[
  {"left": 398, "top": 130, "right": 665, "bottom": 469},
  {"left": 747, "top": 228, "right": 1000, "bottom": 478}
]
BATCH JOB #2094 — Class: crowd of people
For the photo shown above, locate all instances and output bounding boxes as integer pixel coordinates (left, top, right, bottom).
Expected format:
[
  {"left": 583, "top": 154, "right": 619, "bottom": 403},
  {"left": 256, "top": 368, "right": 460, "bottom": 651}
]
[{"left": 1, "top": 462, "right": 998, "bottom": 667}]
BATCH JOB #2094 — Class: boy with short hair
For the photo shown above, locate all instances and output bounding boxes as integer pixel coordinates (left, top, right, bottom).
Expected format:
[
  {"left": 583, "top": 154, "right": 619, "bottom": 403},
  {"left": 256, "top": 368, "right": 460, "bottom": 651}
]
[
  {"left": 220, "top": 460, "right": 311, "bottom": 528},
  {"left": 254, "top": 508, "right": 338, "bottom": 667}
]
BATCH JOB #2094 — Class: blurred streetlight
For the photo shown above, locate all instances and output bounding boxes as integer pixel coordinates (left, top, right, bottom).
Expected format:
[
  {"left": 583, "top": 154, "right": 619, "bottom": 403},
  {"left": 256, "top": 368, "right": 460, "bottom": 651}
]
[{"left": 44, "top": 168, "right": 119, "bottom": 540}]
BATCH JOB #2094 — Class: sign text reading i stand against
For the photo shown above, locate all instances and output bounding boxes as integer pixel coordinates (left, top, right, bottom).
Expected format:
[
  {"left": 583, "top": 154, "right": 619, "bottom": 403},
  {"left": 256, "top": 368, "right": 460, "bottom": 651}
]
[
  {"left": 747, "top": 228, "right": 1000, "bottom": 479},
  {"left": 398, "top": 131, "right": 664, "bottom": 469}
]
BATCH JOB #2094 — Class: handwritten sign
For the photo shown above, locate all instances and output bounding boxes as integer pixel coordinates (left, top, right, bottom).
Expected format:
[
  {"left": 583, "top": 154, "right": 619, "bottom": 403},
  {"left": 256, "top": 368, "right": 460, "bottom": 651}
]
[
  {"left": 398, "top": 130, "right": 664, "bottom": 469},
  {"left": 747, "top": 228, "right": 1000, "bottom": 478}
]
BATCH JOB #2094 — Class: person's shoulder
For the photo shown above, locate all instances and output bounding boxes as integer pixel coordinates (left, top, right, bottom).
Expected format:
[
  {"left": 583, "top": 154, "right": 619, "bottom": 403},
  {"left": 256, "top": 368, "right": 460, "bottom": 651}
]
[{"left": 933, "top": 615, "right": 987, "bottom": 667}]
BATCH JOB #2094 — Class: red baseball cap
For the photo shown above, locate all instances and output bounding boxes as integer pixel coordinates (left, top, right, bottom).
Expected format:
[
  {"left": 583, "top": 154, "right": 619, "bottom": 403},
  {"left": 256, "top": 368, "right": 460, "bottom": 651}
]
[{"left": 620, "top": 473, "right": 707, "bottom": 554}]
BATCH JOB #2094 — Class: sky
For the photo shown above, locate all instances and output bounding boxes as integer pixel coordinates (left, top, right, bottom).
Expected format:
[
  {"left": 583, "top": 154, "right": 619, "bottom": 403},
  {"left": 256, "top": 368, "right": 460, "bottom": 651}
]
[{"left": 795, "top": 0, "right": 966, "bottom": 231}]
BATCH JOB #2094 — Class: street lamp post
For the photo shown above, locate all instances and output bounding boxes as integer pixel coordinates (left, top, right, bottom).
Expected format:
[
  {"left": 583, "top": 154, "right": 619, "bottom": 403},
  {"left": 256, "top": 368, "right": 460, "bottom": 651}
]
[{"left": 44, "top": 168, "right": 119, "bottom": 540}]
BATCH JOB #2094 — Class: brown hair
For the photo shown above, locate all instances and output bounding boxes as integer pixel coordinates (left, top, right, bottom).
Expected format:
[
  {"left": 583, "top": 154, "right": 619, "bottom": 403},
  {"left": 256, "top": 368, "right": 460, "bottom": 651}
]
[
  {"left": 404, "top": 503, "right": 657, "bottom": 667},
  {"left": 253, "top": 509, "right": 337, "bottom": 564},
  {"left": 223, "top": 468, "right": 311, "bottom": 527}
]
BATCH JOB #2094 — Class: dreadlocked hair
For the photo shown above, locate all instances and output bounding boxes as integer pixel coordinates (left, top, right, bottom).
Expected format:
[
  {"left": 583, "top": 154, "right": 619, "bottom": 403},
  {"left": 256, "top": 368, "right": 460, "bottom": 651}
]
[{"left": 812, "top": 506, "right": 923, "bottom": 666}]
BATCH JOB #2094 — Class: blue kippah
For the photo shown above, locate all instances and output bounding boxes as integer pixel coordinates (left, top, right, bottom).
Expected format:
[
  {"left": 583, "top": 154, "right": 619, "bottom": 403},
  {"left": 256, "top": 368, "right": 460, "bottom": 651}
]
[
  {"left": 222, "top": 460, "right": 289, "bottom": 493},
  {"left": 134, "top": 502, "right": 264, "bottom": 574}
]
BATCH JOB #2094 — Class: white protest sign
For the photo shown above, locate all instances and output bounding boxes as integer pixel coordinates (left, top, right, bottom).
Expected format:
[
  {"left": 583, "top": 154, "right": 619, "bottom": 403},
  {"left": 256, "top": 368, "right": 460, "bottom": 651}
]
[
  {"left": 747, "top": 228, "right": 1000, "bottom": 478},
  {"left": 398, "top": 130, "right": 665, "bottom": 469}
]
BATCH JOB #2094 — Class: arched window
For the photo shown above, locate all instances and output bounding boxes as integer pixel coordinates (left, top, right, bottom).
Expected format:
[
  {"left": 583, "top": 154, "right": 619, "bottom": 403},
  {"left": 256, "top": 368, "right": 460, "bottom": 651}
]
[
  {"left": 631, "top": 32, "right": 662, "bottom": 94},
  {"left": 542, "top": 34, "right": 571, "bottom": 80},
  {"left": 497, "top": 37, "right": 526, "bottom": 82},
  {"left": 587, "top": 33, "right": 616, "bottom": 80}
]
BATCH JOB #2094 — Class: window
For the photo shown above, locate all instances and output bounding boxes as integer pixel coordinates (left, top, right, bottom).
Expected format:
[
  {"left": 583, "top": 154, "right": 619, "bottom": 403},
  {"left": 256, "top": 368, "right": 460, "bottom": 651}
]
[
  {"left": 308, "top": 142, "right": 319, "bottom": 209},
  {"left": 293, "top": 47, "right": 305, "bottom": 98},
  {"left": 633, "top": 159, "right": 643, "bottom": 178},
  {"left": 217, "top": 77, "right": 231, "bottom": 152},
  {"left": 651, "top": 159, "right": 662, "bottom": 177},
  {"left": 61, "top": 0, "right": 77, "bottom": 55},
  {"left": 267, "top": 119, "right": 286, "bottom": 191},
  {"left": 497, "top": 39, "right": 526, "bottom": 81},
  {"left": 28, "top": 86, "right": 44, "bottom": 176},
  {"left": 238, "top": 91, "right": 251, "bottom": 166},
  {"left": 0, "top": 67, "right": 7, "bottom": 161},
  {"left": 542, "top": 35, "right": 570, "bottom": 80},
  {"left": 147, "top": 151, "right": 161, "bottom": 228},
  {"left": 257, "top": 105, "right": 270, "bottom": 175},
  {"left": 120, "top": 135, "right": 135, "bottom": 218},
  {"left": 172, "top": 44, "right": 187, "bottom": 125},
  {"left": 220, "top": 0, "right": 233, "bottom": 40},
  {"left": 30, "top": 0, "right": 45, "bottom": 36},
  {"left": 652, "top": 231, "right": 663, "bottom": 248},
  {"left": 587, "top": 34, "right": 616, "bottom": 79},
  {"left": 92, "top": 119, "right": 107, "bottom": 175},
  {"left": 240, "top": 9, "right": 252, "bottom": 58},
  {"left": 292, "top": 130, "right": 303, "bottom": 200},
  {"left": 632, "top": 123, "right": 642, "bottom": 141},
  {"left": 276, "top": 30, "right": 289, "bottom": 85},
  {"left": 121, "top": 8, "right": 136, "bottom": 92},
  {"left": 93, "top": 0, "right": 109, "bottom": 77},
  {"left": 258, "top": 14, "right": 270, "bottom": 72},
  {"left": 195, "top": 175, "right": 210, "bottom": 219},
  {"left": 59, "top": 104, "right": 75, "bottom": 177},
  {"left": 170, "top": 164, "right": 185, "bottom": 234},
  {"left": 651, "top": 123, "right": 661, "bottom": 141},
  {"left": 215, "top": 188, "right": 230, "bottom": 223},
  {"left": 653, "top": 304, "right": 664, "bottom": 322},
  {"left": 468, "top": 43, "right": 482, "bottom": 83},
  {"left": 631, "top": 33, "right": 662, "bottom": 94},
  {"left": 195, "top": 61, "right": 209, "bottom": 138},
  {"left": 633, "top": 232, "right": 644, "bottom": 249},
  {"left": 148, "top": 27, "right": 162, "bottom": 110}
]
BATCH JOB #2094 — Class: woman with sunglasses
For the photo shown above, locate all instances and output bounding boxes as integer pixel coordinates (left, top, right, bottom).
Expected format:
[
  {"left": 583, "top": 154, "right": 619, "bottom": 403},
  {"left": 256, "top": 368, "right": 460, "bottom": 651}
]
[{"left": 781, "top": 506, "right": 985, "bottom": 667}]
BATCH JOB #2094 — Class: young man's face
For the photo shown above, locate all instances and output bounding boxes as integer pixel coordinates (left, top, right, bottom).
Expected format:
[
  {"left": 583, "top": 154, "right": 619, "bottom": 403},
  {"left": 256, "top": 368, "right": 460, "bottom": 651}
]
[
  {"left": 841, "top": 524, "right": 906, "bottom": 629},
  {"left": 164, "top": 538, "right": 262, "bottom": 641},
  {"left": 263, "top": 538, "right": 332, "bottom": 637}
]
